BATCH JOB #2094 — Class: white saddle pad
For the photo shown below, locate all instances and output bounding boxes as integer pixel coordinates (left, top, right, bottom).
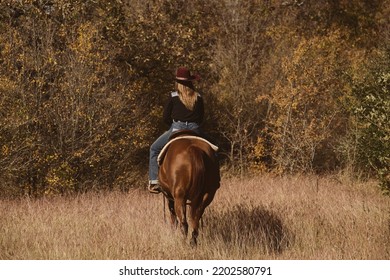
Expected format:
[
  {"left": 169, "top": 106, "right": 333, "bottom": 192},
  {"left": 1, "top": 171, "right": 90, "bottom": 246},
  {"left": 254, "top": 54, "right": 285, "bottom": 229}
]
[{"left": 157, "top": 136, "right": 218, "bottom": 165}]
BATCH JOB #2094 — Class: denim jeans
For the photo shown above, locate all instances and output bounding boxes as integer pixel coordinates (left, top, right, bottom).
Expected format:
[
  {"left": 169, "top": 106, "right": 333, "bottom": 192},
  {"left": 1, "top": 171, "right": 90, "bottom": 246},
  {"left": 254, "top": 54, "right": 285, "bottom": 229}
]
[{"left": 149, "top": 121, "right": 200, "bottom": 184}]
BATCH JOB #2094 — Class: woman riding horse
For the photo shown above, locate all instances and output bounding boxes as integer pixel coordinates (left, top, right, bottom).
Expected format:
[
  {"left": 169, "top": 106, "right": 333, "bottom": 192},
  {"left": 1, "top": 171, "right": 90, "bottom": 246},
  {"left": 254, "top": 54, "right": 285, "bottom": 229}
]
[{"left": 148, "top": 67, "right": 204, "bottom": 193}]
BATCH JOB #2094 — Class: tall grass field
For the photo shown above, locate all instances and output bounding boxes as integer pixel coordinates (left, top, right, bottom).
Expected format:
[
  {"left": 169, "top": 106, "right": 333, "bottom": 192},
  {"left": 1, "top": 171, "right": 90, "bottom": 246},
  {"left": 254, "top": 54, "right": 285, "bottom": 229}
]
[{"left": 1, "top": 175, "right": 389, "bottom": 260}]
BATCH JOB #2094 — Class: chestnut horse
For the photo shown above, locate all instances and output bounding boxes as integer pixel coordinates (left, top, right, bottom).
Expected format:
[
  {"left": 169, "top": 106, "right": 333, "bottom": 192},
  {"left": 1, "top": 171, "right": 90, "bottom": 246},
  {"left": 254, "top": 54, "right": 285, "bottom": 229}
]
[{"left": 158, "top": 132, "right": 220, "bottom": 246}]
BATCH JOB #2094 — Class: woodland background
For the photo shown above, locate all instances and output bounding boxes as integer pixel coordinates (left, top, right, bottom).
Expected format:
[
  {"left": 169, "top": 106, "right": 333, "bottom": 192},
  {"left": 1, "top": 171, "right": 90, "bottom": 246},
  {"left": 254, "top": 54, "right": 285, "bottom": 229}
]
[{"left": 0, "top": 0, "right": 389, "bottom": 197}]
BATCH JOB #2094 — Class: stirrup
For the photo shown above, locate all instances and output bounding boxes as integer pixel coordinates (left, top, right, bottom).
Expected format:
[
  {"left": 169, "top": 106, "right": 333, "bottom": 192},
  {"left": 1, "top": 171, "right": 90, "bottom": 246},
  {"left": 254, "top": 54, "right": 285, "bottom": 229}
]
[{"left": 148, "top": 184, "right": 161, "bottom": 194}]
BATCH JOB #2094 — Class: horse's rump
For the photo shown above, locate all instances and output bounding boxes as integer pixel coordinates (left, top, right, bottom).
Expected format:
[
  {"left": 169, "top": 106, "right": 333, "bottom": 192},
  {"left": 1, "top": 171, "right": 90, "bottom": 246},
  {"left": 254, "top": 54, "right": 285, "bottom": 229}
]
[{"left": 158, "top": 135, "right": 220, "bottom": 246}]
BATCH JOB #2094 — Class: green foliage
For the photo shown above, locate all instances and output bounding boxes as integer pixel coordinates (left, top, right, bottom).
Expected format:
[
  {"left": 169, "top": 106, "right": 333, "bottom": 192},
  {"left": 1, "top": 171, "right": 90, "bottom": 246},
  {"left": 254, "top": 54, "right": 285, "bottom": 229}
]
[{"left": 351, "top": 49, "right": 390, "bottom": 193}]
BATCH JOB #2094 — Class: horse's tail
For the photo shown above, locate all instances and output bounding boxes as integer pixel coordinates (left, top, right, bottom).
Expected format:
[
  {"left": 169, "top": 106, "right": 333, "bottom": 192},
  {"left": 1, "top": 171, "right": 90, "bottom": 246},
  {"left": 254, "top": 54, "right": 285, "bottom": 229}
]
[{"left": 188, "top": 145, "right": 205, "bottom": 194}]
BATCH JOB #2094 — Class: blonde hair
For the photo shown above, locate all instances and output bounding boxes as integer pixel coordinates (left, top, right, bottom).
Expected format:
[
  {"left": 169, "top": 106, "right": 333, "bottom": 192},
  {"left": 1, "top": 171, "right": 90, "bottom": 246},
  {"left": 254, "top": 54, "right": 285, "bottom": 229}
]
[{"left": 176, "top": 82, "right": 198, "bottom": 111}]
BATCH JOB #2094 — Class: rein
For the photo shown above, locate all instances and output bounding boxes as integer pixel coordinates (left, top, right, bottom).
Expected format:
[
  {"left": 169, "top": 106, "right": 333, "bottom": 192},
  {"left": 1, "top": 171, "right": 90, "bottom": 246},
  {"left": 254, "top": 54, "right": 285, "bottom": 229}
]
[{"left": 163, "top": 195, "right": 166, "bottom": 223}]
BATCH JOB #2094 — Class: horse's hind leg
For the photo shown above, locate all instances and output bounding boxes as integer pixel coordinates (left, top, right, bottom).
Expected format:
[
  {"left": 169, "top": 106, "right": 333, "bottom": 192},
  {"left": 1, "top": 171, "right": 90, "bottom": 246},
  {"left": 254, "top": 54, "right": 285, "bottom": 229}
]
[
  {"left": 189, "top": 206, "right": 204, "bottom": 247},
  {"left": 189, "top": 193, "right": 215, "bottom": 247},
  {"left": 174, "top": 196, "right": 188, "bottom": 238},
  {"left": 168, "top": 199, "right": 178, "bottom": 228}
]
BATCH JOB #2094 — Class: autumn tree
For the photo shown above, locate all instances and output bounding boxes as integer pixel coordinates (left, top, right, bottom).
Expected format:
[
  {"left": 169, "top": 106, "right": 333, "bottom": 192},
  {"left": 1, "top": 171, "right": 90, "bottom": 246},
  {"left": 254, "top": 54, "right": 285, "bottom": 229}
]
[
  {"left": 210, "top": 0, "right": 272, "bottom": 176},
  {"left": 0, "top": 0, "right": 153, "bottom": 195},
  {"left": 254, "top": 0, "right": 385, "bottom": 174},
  {"left": 0, "top": 0, "right": 388, "bottom": 197},
  {"left": 0, "top": 0, "right": 219, "bottom": 196}
]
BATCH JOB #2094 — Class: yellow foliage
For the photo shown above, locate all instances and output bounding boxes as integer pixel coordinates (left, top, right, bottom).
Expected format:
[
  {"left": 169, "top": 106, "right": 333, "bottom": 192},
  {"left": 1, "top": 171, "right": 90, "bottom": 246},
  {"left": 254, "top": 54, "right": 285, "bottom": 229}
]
[
  {"left": 0, "top": 77, "right": 16, "bottom": 93},
  {"left": 1, "top": 145, "right": 9, "bottom": 156},
  {"left": 248, "top": 136, "right": 268, "bottom": 174},
  {"left": 70, "top": 22, "right": 99, "bottom": 61},
  {"left": 45, "top": 162, "right": 76, "bottom": 195}
]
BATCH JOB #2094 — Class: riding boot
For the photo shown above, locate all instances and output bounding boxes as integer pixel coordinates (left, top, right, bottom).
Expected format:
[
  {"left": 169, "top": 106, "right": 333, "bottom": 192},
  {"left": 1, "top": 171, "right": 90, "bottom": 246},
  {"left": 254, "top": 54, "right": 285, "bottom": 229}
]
[{"left": 148, "top": 183, "right": 161, "bottom": 194}]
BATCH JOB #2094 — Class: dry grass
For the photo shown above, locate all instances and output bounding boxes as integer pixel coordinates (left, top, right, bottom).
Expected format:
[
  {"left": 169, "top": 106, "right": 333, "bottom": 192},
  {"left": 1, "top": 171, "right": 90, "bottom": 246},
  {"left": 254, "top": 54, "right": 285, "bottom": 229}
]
[{"left": 1, "top": 174, "right": 389, "bottom": 260}]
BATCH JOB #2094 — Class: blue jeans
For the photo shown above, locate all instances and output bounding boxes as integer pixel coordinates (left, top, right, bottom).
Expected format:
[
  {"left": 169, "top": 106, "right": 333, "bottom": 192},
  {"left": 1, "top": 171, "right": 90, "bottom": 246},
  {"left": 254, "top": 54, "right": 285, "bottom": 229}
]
[{"left": 149, "top": 121, "right": 200, "bottom": 184}]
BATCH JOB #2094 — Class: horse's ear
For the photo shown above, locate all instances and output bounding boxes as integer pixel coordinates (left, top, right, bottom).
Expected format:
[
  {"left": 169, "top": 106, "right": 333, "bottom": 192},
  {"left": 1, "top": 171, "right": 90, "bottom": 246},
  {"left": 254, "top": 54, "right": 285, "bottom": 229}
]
[{"left": 169, "top": 129, "right": 199, "bottom": 140}]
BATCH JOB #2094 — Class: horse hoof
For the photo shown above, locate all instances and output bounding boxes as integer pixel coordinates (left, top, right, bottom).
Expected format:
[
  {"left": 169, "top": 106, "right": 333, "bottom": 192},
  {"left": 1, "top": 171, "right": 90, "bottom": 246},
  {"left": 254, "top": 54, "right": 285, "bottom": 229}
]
[{"left": 190, "top": 239, "right": 197, "bottom": 247}]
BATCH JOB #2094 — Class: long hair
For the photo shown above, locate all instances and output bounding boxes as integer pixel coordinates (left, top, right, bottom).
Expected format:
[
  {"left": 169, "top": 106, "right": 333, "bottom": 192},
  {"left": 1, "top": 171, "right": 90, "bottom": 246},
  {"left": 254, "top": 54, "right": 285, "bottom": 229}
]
[{"left": 175, "top": 82, "right": 198, "bottom": 111}]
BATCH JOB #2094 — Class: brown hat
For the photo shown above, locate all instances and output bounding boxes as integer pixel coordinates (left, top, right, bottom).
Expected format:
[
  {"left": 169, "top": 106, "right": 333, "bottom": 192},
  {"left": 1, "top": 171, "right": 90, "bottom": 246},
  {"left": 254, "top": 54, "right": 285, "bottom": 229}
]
[{"left": 175, "top": 67, "right": 200, "bottom": 82}]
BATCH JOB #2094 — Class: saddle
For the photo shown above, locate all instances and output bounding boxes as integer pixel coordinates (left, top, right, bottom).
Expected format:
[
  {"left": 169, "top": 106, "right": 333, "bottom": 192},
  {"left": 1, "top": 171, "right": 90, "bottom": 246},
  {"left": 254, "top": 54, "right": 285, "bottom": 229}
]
[
  {"left": 157, "top": 130, "right": 219, "bottom": 165},
  {"left": 170, "top": 129, "right": 199, "bottom": 139}
]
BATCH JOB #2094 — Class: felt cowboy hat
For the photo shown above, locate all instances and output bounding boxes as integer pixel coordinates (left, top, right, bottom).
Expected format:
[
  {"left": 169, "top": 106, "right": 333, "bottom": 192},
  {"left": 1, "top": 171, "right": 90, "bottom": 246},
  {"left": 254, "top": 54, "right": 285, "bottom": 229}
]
[{"left": 175, "top": 67, "right": 200, "bottom": 82}]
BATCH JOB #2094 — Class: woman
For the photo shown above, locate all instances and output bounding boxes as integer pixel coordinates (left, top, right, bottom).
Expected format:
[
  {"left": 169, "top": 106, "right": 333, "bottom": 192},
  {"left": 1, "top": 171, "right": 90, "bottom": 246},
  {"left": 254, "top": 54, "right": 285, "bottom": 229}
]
[{"left": 148, "top": 67, "right": 204, "bottom": 193}]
